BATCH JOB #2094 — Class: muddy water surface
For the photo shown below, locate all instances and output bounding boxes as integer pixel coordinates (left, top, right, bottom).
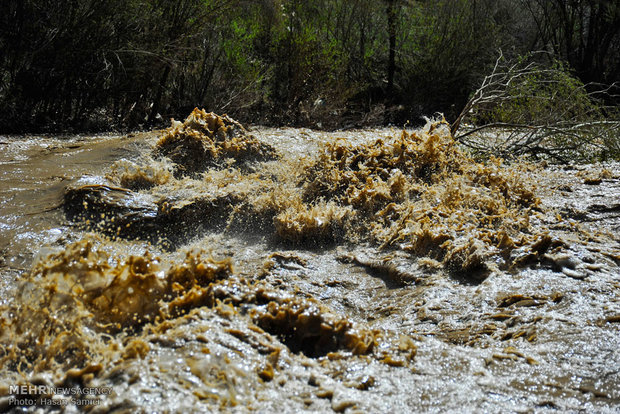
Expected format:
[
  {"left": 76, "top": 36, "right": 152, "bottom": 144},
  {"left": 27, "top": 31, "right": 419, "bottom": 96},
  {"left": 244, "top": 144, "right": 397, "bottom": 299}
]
[{"left": 0, "top": 119, "right": 619, "bottom": 413}]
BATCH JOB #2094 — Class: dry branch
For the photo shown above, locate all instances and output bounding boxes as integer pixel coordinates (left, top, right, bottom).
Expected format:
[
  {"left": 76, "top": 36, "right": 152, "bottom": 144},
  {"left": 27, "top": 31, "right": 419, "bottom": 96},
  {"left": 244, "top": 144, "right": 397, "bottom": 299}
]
[{"left": 452, "top": 51, "right": 620, "bottom": 162}]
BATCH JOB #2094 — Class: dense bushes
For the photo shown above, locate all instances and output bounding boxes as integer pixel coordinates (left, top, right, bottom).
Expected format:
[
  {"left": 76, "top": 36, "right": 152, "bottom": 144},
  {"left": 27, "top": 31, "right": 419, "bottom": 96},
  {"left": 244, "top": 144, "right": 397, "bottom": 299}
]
[{"left": 0, "top": 0, "right": 618, "bottom": 132}]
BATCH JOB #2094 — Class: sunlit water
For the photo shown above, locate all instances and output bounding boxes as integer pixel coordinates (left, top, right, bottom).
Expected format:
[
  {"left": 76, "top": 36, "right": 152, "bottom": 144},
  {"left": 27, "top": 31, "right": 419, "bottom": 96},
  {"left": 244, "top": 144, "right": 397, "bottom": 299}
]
[{"left": 0, "top": 122, "right": 619, "bottom": 412}]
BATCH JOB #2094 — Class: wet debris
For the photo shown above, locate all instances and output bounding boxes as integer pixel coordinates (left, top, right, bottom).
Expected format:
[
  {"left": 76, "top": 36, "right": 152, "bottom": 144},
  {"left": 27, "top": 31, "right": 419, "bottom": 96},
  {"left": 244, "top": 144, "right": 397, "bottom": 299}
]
[
  {"left": 496, "top": 292, "right": 563, "bottom": 308},
  {"left": 251, "top": 293, "right": 377, "bottom": 358},
  {"left": 597, "top": 314, "right": 620, "bottom": 325},
  {"left": 489, "top": 346, "right": 539, "bottom": 365},
  {"left": 261, "top": 252, "right": 308, "bottom": 274},
  {"left": 578, "top": 168, "right": 614, "bottom": 185}
]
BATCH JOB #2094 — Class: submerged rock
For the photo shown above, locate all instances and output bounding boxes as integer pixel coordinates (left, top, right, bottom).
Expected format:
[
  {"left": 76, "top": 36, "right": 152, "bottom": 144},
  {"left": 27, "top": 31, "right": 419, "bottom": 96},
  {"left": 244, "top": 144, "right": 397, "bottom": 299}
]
[
  {"left": 64, "top": 181, "right": 161, "bottom": 240},
  {"left": 64, "top": 180, "right": 246, "bottom": 246}
]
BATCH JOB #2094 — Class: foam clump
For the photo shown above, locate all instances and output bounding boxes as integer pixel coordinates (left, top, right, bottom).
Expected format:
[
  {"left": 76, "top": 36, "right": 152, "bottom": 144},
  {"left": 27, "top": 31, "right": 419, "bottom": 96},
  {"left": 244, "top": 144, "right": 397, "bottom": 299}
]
[
  {"left": 298, "top": 119, "right": 544, "bottom": 278},
  {"left": 301, "top": 122, "right": 462, "bottom": 211},
  {"left": 251, "top": 289, "right": 376, "bottom": 357},
  {"left": 155, "top": 108, "right": 279, "bottom": 177},
  {"left": 274, "top": 202, "right": 353, "bottom": 243},
  {"left": 0, "top": 240, "right": 233, "bottom": 371},
  {"left": 107, "top": 159, "right": 173, "bottom": 190}
]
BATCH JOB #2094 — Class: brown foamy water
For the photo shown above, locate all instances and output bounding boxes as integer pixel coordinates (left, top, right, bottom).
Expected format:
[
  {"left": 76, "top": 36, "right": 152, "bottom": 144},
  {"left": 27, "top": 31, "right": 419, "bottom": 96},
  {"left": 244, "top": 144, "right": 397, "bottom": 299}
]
[{"left": 1, "top": 113, "right": 619, "bottom": 412}]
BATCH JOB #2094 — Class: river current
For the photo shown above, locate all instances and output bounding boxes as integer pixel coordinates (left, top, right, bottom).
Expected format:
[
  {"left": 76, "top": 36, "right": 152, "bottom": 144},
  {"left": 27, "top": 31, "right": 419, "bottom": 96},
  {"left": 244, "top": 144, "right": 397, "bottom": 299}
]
[{"left": 0, "top": 113, "right": 619, "bottom": 412}]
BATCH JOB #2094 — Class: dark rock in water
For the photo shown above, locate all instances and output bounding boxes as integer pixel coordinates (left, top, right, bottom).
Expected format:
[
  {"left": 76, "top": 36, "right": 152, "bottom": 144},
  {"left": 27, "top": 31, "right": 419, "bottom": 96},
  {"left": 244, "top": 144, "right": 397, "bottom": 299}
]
[
  {"left": 63, "top": 111, "right": 284, "bottom": 246},
  {"left": 64, "top": 183, "right": 222, "bottom": 246},
  {"left": 64, "top": 182, "right": 161, "bottom": 241},
  {"left": 63, "top": 180, "right": 271, "bottom": 247},
  {"left": 154, "top": 108, "right": 279, "bottom": 177}
]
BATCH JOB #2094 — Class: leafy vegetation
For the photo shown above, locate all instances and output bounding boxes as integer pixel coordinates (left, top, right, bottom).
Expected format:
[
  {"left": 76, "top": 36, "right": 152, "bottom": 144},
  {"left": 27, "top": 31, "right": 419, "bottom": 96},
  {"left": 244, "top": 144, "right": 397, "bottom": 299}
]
[{"left": 1, "top": 0, "right": 619, "bottom": 148}]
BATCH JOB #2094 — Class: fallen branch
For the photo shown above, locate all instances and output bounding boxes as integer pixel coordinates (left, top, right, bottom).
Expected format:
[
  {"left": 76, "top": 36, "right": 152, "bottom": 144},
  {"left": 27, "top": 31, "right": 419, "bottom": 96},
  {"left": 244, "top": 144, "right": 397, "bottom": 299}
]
[{"left": 452, "top": 51, "right": 620, "bottom": 162}]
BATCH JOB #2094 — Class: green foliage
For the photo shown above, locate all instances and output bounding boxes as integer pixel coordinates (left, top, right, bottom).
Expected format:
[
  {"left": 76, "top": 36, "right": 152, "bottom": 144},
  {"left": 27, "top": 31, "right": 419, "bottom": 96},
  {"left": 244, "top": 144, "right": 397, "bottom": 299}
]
[
  {"left": 478, "top": 60, "right": 603, "bottom": 125},
  {"left": 0, "top": 0, "right": 618, "bottom": 134},
  {"left": 397, "top": 0, "right": 504, "bottom": 119}
]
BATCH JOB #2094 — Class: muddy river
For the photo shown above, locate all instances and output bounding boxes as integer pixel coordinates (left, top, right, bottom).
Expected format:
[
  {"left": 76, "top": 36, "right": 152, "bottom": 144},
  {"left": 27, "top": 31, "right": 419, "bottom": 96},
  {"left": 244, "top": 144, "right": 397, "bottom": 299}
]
[{"left": 0, "top": 111, "right": 619, "bottom": 412}]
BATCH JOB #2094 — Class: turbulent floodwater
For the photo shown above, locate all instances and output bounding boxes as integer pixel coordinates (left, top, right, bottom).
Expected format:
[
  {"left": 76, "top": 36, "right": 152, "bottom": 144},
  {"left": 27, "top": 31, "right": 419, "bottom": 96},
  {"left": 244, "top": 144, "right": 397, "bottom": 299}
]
[{"left": 0, "top": 115, "right": 619, "bottom": 413}]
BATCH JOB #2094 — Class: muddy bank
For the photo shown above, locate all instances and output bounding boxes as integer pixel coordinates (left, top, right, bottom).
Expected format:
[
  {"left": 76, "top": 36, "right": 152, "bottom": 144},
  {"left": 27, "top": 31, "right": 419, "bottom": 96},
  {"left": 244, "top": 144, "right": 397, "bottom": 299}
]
[{"left": 0, "top": 113, "right": 619, "bottom": 412}]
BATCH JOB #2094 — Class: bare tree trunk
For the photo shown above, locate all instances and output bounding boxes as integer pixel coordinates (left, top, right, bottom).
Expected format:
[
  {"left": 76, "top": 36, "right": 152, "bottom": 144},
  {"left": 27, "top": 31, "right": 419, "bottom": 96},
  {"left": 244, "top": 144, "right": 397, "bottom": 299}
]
[
  {"left": 150, "top": 65, "right": 171, "bottom": 123},
  {"left": 386, "top": 0, "right": 396, "bottom": 96}
]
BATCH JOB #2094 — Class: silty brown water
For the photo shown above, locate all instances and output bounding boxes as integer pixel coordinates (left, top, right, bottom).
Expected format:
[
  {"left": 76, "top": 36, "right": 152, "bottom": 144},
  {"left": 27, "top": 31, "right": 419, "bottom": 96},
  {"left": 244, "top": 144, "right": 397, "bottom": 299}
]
[{"left": 0, "top": 112, "right": 618, "bottom": 412}]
